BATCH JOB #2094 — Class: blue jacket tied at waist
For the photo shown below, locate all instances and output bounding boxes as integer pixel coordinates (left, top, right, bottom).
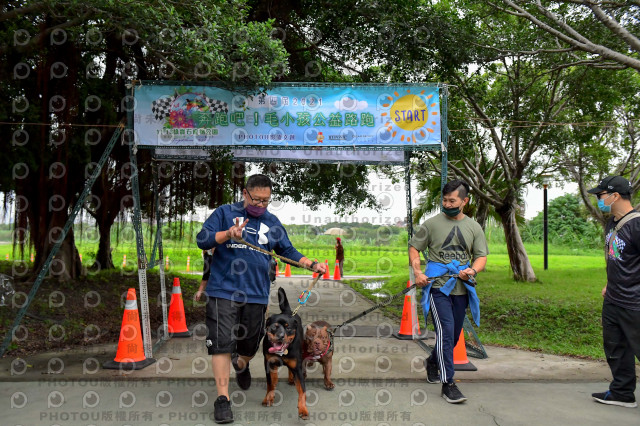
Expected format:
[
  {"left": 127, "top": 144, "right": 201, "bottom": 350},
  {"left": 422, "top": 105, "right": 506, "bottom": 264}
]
[{"left": 419, "top": 260, "right": 480, "bottom": 326}]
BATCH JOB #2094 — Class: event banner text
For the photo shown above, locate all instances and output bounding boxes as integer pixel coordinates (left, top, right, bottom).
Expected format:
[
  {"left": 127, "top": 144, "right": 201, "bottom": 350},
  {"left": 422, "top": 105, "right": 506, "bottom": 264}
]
[{"left": 133, "top": 84, "right": 441, "bottom": 148}]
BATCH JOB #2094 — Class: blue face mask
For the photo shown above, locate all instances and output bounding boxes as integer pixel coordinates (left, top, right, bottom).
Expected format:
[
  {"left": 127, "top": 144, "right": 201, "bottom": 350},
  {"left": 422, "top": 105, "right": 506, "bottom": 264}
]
[{"left": 597, "top": 194, "right": 614, "bottom": 213}]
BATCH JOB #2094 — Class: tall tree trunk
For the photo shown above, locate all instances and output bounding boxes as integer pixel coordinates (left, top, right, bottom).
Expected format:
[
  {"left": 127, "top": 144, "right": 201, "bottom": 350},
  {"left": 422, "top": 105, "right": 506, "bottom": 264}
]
[
  {"left": 88, "top": 171, "right": 130, "bottom": 271},
  {"left": 34, "top": 214, "right": 82, "bottom": 281},
  {"left": 93, "top": 220, "right": 114, "bottom": 270},
  {"left": 475, "top": 197, "right": 489, "bottom": 230},
  {"left": 23, "top": 25, "right": 82, "bottom": 282},
  {"left": 496, "top": 203, "right": 536, "bottom": 282}
]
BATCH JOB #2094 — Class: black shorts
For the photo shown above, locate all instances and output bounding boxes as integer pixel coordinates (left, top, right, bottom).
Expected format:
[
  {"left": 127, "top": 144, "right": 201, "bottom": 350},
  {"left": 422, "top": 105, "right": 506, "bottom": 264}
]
[{"left": 205, "top": 297, "right": 267, "bottom": 356}]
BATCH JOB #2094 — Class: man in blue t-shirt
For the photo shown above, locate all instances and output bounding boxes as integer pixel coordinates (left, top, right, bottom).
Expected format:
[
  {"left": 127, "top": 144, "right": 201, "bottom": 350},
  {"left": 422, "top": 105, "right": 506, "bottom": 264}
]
[{"left": 196, "top": 174, "right": 326, "bottom": 424}]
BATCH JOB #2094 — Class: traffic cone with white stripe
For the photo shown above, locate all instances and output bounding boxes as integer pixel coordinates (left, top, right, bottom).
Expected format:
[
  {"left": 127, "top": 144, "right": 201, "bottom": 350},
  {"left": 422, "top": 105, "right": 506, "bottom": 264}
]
[
  {"left": 168, "top": 277, "right": 192, "bottom": 337},
  {"left": 333, "top": 260, "right": 341, "bottom": 280},
  {"left": 103, "top": 288, "right": 156, "bottom": 370},
  {"left": 322, "top": 259, "right": 330, "bottom": 279},
  {"left": 393, "top": 281, "right": 429, "bottom": 340}
]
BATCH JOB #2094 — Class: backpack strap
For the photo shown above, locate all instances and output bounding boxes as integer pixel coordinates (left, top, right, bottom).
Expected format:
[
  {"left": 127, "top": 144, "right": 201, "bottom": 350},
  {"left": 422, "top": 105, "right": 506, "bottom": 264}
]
[{"left": 605, "top": 211, "right": 640, "bottom": 262}]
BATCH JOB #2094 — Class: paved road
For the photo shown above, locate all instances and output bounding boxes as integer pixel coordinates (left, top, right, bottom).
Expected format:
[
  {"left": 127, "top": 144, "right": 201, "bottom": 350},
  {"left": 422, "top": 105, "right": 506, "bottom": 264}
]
[
  {"left": 2, "top": 380, "right": 637, "bottom": 425},
  {"left": 1, "top": 276, "right": 637, "bottom": 425}
]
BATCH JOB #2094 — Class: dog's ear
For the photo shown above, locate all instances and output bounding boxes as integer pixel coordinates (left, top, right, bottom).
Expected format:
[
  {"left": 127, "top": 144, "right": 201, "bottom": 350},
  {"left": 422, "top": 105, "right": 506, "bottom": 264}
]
[
  {"left": 277, "top": 287, "right": 292, "bottom": 315},
  {"left": 321, "top": 325, "right": 328, "bottom": 333},
  {"left": 306, "top": 324, "right": 312, "bottom": 332}
]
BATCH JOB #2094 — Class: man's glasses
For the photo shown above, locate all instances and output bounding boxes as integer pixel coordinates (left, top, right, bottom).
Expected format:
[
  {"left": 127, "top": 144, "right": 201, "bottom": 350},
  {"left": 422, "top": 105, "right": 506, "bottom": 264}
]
[
  {"left": 245, "top": 190, "right": 271, "bottom": 206},
  {"left": 597, "top": 192, "right": 611, "bottom": 200}
]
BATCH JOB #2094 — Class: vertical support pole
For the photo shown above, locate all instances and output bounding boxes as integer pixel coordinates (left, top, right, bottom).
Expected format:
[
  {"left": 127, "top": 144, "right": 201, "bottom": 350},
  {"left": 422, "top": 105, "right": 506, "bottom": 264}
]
[
  {"left": 405, "top": 151, "right": 414, "bottom": 239},
  {"left": 127, "top": 89, "right": 153, "bottom": 358},
  {"left": 440, "top": 85, "right": 449, "bottom": 196},
  {"left": 154, "top": 162, "right": 169, "bottom": 344},
  {"left": 543, "top": 183, "right": 548, "bottom": 270}
]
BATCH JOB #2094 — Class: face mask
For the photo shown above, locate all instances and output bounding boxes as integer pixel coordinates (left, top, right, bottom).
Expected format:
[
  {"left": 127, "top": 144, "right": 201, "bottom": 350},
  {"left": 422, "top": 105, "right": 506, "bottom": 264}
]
[
  {"left": 442, "top": 206, "right": 461, "bottom": 217},
  {"left": 597, "top": 194, "right": 614, "bottom": 213},
  {"left": 246, "top": 204, "right": 267, "bottom": 217}
]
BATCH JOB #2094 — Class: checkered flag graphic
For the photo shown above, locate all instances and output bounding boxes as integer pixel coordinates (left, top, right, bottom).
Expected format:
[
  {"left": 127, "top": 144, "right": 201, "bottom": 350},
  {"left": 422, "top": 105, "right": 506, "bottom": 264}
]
[
  {"left": 151, "top": 94, "right": 228, "bottom": 121},
  {"left": 203, "top": 96, "right": 228, "bottom": 114},
  {"left": 151, "top": 95, "right": 176, "bottom": 120}
]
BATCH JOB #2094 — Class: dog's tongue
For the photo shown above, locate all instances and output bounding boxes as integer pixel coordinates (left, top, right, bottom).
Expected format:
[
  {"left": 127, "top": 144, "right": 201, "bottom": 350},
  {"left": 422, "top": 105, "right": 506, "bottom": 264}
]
[{"left": 269, "top": 343, "right": 285, "bottom": 353}]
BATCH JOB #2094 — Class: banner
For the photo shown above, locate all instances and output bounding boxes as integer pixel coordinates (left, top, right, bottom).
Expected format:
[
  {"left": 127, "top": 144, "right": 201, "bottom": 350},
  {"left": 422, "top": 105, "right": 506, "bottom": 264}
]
[{"left": 133, "top": 83, "right": 441, "bottom": 149}]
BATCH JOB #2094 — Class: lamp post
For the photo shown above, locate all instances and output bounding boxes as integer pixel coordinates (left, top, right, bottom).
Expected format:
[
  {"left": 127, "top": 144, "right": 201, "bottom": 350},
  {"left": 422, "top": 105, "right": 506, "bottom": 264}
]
[{"left": 541, "top": 175, "right": 552, "bottom": 270}]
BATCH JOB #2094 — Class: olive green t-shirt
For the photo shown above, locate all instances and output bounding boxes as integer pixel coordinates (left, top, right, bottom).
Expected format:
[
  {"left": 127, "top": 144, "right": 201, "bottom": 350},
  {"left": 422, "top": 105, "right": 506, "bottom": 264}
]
[{"left": 408, "top": 213, "right": 489, "bottom": 295}]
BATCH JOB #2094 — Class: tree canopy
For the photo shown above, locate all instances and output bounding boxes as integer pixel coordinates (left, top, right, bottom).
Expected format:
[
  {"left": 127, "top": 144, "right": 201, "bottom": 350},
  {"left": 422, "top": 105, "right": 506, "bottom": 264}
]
[
  {"left": 1, "top": 0, "right": 288, "bottom": 278},
  {"left": 490, "top": 1, "right": 640, "bottom": 72}
]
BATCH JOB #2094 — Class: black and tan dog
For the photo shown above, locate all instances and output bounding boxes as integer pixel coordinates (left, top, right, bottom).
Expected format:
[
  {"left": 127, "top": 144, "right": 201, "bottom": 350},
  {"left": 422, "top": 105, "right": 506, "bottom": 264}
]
[
  {"left": 262, "top": 287, "right": 308, "bottom": 419},
  {"left": 303, "top": 320, "right": 335, "bottom": 390}
]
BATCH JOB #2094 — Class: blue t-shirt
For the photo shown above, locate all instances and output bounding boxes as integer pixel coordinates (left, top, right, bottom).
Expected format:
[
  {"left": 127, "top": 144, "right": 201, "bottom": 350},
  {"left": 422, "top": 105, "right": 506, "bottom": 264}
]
[{"left": 196, "top": 202, "right": 303, "bottom": 304}]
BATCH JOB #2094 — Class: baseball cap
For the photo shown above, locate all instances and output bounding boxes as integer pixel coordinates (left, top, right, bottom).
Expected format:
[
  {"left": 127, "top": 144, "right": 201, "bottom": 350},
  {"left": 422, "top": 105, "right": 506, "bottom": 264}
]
[{"left": 587, "top": 176, "right": 632, "bottom": 195}]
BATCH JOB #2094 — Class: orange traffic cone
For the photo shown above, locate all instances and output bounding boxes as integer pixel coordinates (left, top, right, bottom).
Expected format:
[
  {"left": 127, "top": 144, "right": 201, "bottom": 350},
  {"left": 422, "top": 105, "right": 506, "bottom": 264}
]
[
  {"left": 333, "top": 260, "right": 341, "bottom": 280},
  {"left": 393, "top": 281, "right": 429, "bottom": 340},
  {"left": 275, "top": 259, "right": 280, "bottom": 277},
  {"left": 103, "top": 288, "right": 156, "bottom": 370},
  {"left": 284, "top": 263, "right": 292, "bottom": 277},
  {"left": 322, "top": 259, "right": 330, "bottom": 279},
  {"left": 168, "top": 277, "right": 192, "bottom": 337},
  {"left": 453, "top": 329, "right": 477, "bottom": 371}
]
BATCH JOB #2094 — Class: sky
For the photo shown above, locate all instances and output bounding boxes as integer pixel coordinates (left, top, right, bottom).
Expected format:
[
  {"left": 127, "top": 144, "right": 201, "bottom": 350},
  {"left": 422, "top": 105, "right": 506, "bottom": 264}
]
[{"left": 276, "top": 172, "right": 577, "bottom": 226}]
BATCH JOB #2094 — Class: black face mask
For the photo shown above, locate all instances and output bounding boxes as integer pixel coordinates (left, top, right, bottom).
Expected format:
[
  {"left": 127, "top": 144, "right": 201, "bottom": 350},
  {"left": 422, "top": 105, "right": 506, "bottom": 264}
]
[{"left": 442, "top": 205, "right": 461, "bottom": 217}]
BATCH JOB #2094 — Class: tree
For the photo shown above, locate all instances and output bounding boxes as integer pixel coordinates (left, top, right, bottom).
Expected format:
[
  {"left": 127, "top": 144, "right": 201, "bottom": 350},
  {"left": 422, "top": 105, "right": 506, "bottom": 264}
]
[
  {"left": 492, "top": 1, "right": 640, "bottom": 72},
  {"left": 524, "top": 193, "right": 601, "bottom": 249},
  {"left": 1, "top": 0, "right": 288, "bottom": 279},
  {"left": 410, "top": 0, "right": 631, "bottom": 281},
  {"left": 558, "top": 69, "right": 640, "bottom": 225},
  {"left": 249, "top": 0, "right": 474, "bottom": 82}
]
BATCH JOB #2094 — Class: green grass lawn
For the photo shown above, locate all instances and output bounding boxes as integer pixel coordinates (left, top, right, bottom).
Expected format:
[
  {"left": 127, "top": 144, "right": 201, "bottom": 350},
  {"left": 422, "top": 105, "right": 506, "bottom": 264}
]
[{"left": 0, "top": 237, "right": 610, "bottom": 359}]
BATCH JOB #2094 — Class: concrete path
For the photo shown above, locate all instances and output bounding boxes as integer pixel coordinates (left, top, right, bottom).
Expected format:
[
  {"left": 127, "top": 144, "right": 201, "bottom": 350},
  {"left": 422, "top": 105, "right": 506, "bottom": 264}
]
[{"left": 1, "top": 276, "right": 637, "bottom": 425}]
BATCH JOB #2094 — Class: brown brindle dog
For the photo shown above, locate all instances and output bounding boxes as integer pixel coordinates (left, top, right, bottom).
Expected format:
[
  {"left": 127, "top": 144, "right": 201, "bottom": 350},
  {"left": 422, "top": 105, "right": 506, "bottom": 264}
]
[
  {"left": 262, "top": 287, "right": 308, "bottom": 419},
  {"left": 302, "top": 320, "right": 335, "bottom": 390}
]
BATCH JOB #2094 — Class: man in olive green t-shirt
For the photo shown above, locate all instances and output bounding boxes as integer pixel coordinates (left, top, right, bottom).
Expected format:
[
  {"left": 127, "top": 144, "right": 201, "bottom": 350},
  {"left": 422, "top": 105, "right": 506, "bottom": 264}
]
[{"left": 408, "top": 180, "right": 488, "bottom": 404}]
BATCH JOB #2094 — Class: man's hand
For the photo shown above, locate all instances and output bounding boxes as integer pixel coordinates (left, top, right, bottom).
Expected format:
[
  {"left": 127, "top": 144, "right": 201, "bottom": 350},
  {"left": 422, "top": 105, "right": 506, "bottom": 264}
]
[
  {"left": 227, "top": 217, "right": 249, "bottom": 240},
  {"left": 414, "top": 272, "right": 429, "bottom": 288},
  {"left": 312, "top": 262, "right": 327, "bottom": 275},
  {"left": 602, "top": 286, "right": 607, "bottom": 297},
  {"left": 459, "top": 268, "right": 476, "bottom": 281}
]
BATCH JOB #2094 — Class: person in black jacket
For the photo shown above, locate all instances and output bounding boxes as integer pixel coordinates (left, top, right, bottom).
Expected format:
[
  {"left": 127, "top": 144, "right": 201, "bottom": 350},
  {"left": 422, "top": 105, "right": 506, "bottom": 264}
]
[{"left": 588, "top": 176, "right": 640, "bottom": 408}]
